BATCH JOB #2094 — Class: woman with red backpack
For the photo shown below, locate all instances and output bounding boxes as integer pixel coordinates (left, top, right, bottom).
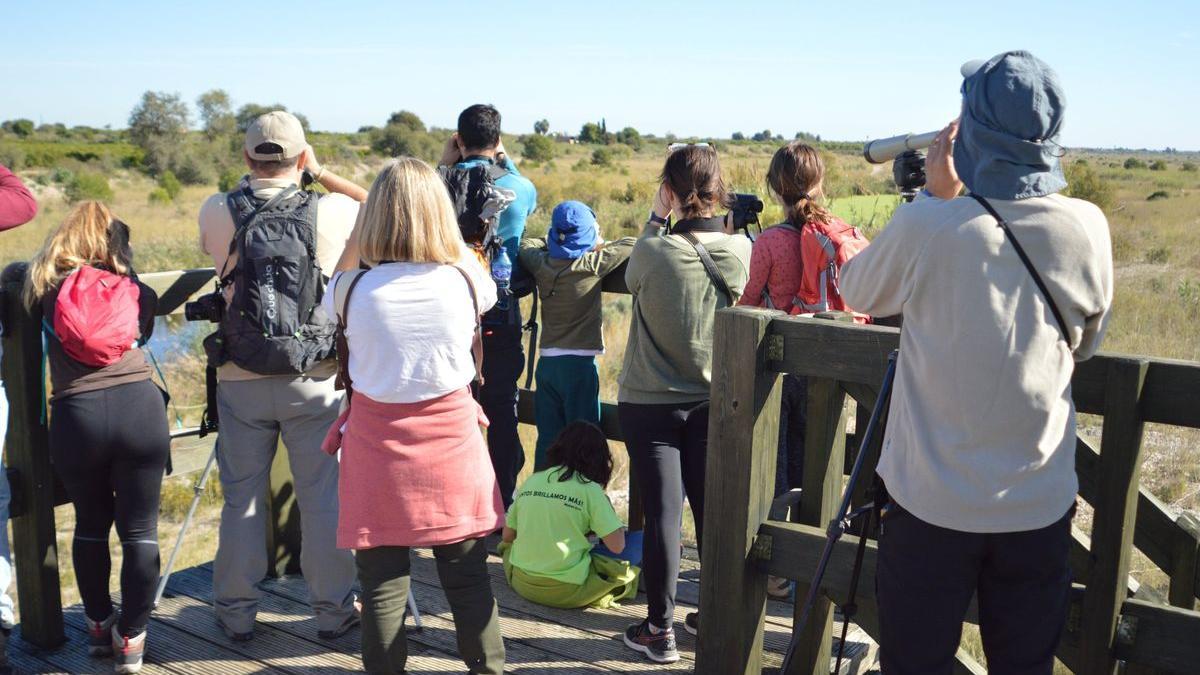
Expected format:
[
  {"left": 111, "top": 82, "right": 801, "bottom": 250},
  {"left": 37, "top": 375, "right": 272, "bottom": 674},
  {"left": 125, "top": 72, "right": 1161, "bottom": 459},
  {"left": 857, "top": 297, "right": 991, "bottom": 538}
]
[
  {"left": 24, "top": 201, "right": 166, "bottom": 674},
  {"left": 738, "top": 142, "right": 870, "bottom": 597}
]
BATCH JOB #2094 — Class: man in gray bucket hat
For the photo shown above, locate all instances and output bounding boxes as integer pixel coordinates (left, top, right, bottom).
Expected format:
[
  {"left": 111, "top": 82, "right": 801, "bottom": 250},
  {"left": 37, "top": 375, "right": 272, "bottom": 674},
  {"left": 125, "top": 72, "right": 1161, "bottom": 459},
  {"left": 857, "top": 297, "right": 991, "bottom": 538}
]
[{"left": 841, "top": 51, "right": 1113, "bottom": 673}]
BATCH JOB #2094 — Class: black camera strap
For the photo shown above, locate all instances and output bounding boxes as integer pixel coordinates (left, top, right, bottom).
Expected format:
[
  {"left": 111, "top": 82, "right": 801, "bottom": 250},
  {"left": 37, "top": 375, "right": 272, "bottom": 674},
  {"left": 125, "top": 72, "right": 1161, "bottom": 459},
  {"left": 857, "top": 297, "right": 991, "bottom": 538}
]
[
  {"left": 679, "top": 232, "right": 734, "bottom": 306},
  {"left": 970, "top": 194, "right": 1070, "bottom": 344}
]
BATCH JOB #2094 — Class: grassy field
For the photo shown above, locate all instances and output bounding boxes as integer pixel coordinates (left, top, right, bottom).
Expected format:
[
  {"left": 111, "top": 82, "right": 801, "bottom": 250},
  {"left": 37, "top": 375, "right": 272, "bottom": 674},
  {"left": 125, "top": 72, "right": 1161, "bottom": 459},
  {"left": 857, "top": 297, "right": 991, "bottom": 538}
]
[{"left": 2, "top": 137, "right": 1199, "bottom": 671}]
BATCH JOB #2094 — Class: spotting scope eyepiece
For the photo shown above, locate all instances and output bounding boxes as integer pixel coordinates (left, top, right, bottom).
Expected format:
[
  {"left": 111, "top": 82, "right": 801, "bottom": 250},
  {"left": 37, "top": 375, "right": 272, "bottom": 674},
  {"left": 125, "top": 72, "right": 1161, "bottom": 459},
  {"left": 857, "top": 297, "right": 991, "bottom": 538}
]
[{"left": 862, "top": 131, "right": 941, "bottom": 164}]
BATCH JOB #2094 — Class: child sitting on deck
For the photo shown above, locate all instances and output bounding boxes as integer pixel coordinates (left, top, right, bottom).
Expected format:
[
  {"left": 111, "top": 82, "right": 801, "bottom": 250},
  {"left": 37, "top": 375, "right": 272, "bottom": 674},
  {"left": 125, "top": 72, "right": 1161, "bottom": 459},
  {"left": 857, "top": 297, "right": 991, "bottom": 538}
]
[
  {"left": 519, "top": 201, "right": 636, "bottom": 471},
  {"left": 500, "top": 422, "right": 639, "bottom": 609}
]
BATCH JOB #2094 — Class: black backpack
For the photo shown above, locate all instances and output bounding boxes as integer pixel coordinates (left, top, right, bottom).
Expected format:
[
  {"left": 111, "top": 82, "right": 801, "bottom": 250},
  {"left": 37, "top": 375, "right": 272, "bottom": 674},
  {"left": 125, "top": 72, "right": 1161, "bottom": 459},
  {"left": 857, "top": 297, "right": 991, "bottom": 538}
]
[
  {"left": 203, "top": 184, "right": 335, "bottom": 374},
  {"left": 438, "top": 161, "right": 516, "bottom": 259}
]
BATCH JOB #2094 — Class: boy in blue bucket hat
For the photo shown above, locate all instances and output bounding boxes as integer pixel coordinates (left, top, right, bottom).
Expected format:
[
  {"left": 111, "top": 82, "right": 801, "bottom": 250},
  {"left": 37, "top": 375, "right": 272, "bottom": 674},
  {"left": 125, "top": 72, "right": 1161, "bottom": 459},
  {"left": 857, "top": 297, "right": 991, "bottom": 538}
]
[
  {"left": 841, "top": 51, "right": 1113, "bottom": 674},
  {"left": 519, "top": 201, "right": 636, "bottom": 470}
]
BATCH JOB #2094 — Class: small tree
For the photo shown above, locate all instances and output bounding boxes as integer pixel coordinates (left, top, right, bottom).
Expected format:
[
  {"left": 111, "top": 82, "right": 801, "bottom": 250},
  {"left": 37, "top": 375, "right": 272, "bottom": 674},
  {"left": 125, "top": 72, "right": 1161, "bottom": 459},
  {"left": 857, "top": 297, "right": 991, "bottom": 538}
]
[
  {"left": 1123, "top": 157, "right": 1146, "bottom": 170},
  {"left": 1149, "top": 160, "right": 1168, "bottom": 171},
  {"left": 731, "top": 132, "right": 745, "bottom": 141},
  {"left": 387, "top": 110, "right": 425, "bottom": 132},
  {"left": 579, "top": 122, "right": 605, "bottom": 144},
  {"left": 522, "top": 134, "right": 555, "bottom": 162},
  {"left": 6, "top": 119, "right": 34, "bottom": 137},
  {"left": 615, "top": 127, "right": 642, "bottom": 150},
  {"left": 751, "top": 129, "right": 773, "bottom": 142},
  {"left": 196, "top": 89, "right": 236, "bottom": 139},
  {"left": 158, "top": 170, "right": 182, "bottom": 201},
  {"left": 128, "top": 91, "right": 189, "bottom": 148},
  {"left": 236, "top": 103, "right": 310, "bottom": 133},
  {"left": 369, "top": 126, "right": 440, "bottom": 162},
  {"left": 534, "top": 119, "right": 550, "bottom": 135}
]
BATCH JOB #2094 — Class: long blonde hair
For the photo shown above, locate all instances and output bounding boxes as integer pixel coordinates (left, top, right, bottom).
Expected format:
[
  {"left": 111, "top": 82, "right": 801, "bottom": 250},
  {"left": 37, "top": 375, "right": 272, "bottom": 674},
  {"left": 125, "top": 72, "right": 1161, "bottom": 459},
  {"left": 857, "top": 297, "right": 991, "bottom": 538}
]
[
  {"left": 24, "top": 201, "right": 131, "bottom": 307},
  {"left": 359, "top": 158, "right": 463, "bottom": 267}
]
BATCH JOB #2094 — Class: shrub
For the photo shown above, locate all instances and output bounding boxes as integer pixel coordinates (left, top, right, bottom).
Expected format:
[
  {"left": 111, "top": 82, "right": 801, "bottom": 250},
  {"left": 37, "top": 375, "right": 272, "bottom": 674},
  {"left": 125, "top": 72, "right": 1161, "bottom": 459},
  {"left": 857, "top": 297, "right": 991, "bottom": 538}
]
[
  {"left": 50, "top": 167, "right": 74, "bottom": 184},
  {"left": 170, "top": 149, "right": 214, "bottom": 185},
  {"left": 1123, "top": 157, "right": 1146, "bottom": 170},
  {"left": 522, "top": 134, "right": 555, "bottom": 162},
  {"left": 0, "top": 146, "right": 25, "bottom": 170},
  {"left": 158, "top": 170, "right": 182, "bottom": 200},
  {"left": 614, "top": 127, "right": 643, "bottom": 150},
  {"left": 1150, "top": 160, "right": 1168, "bottom": 171},
  {"left": 386, "top": 110, "right": 425, "bottom": 133},
  {"left": 148, "top": 188, "right": 172, "bottom": 204},
  {"left": 1147, "top": 190, "right": 1170, "bottom": 201},
  {"left": 65, "top": 172, "right": 113, "bottom": 203},
  {"left": 591, "top": 147, "right": 614, "bottom": 167},
  {"left": 1064, "top": 161, "right": 1115, "bottom": 212},
  {"left": 1182, "top": 162, "right": 1198, "bottom": 172},
  {"left": 218, "top": 168, "right": 243, "bottom": 193},
  {"left": 1146, "top": 246, "right": 1171, "bottom": 264},
  {"left": 370, "top": 125, "right": 441, "bottom": 162}
]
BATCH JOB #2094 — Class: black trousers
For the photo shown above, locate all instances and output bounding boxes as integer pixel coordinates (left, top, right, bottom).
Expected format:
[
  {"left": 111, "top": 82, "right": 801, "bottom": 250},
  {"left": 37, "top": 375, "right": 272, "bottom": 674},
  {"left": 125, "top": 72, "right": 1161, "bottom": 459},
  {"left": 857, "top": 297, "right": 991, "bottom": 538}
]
[
  {"left": 49, "top": 379, "right": 170, "bottom": 637},
  {"left": 479, "top": 324, "right": 525, "bottom": 509},
  {"left": 774, "top": 374, "right": 807, "bottom": 498},
  {"left": 618, "top": 400, "right": 709, "bottom": 629},
  {"left": 877, "top": 500, "right": 1074, "bottom": 675}
]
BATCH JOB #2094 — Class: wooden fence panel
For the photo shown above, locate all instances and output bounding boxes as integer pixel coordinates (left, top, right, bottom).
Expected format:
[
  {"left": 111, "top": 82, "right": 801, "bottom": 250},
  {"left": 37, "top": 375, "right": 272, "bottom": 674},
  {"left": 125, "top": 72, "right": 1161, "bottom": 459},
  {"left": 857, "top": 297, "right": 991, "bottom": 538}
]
[{"left": 695, "top": 307, "right": 782, "bottom": 674}]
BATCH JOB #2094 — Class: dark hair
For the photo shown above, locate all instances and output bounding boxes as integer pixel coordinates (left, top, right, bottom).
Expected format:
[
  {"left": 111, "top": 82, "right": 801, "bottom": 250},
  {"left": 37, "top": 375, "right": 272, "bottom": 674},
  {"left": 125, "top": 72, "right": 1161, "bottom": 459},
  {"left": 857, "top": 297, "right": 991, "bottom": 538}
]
[
  {"left": 107, "top": 218, "right": 134, "bottom": 273},
  {"left": 660, "top": 145, "right": 729, "bottom": 219},
  {"left": 546, "top": 421, "right": 614, "bottom": 488},
  {"left": 767, "top": 141, "right": 832, "bottom": 226},
  {"left": 457, "top": 104, "right": 502, "bottom": 151}
]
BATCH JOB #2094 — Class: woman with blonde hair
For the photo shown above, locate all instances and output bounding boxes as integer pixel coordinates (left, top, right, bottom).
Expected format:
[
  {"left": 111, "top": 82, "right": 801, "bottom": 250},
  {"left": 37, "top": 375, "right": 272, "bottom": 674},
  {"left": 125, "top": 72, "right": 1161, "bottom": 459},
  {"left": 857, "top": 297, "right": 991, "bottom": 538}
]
[
  {"left": 24, "top": 201, "right": 166, "bottom": 673},
  {"left": 321, "top": 157, "right": 505, "bottom": 674}
]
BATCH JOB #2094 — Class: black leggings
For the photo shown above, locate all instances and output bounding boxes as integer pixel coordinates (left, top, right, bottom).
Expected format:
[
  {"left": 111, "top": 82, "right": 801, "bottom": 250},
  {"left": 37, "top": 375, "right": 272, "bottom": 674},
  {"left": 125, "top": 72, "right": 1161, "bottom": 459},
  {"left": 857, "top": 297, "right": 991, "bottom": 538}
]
[
  {"left": 50, "top": 379, "right": 170, "bottom": 637},
  {"left": 618, "top": 400, "right": 709, "bottom": 629}
]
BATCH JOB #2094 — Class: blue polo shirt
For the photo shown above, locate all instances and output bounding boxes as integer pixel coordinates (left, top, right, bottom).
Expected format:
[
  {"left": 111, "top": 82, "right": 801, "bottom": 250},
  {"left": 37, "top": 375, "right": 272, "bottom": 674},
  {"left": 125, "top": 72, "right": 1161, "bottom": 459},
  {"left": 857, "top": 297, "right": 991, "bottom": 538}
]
[{"left": 455, "top": 156, "right": 538, "bottom": 270}]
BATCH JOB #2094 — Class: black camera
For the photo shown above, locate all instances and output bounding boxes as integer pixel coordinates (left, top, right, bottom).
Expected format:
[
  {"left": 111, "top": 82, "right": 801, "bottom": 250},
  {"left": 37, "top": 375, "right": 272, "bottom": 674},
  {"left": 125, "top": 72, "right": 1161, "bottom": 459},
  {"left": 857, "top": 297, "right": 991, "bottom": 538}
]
[
  {"left": 729, "top": 192, "right": 764, "bottom": 235},
  {"left": 184, "top": 292, "right": 225, "bottom": 323},
  {"left": 892, "top": 150, "right": 927, "bottom": 202}
]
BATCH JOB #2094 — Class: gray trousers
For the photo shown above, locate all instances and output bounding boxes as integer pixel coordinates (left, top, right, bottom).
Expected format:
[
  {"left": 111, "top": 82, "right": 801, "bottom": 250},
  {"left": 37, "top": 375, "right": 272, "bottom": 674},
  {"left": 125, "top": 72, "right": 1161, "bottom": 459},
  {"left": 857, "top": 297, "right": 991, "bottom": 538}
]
[
  {"left": 357, "top": 539, "right": 504, "bottom": 674},
  {"left": 213, "top": 374, "right": 356, "bottom": 633}
]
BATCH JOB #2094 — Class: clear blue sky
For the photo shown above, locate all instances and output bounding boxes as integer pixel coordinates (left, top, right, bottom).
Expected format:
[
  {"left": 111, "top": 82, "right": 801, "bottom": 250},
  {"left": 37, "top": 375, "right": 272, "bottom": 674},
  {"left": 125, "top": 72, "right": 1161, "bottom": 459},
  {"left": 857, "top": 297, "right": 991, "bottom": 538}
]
[{"left": 2, "top": 1, "right": 1197, "bottom": 149}]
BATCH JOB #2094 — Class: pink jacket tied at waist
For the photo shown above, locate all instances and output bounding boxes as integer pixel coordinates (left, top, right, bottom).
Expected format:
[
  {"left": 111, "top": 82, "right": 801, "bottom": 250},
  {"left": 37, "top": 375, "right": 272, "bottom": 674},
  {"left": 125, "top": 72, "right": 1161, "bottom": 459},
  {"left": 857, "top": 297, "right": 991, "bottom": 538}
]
[{"left": 325, "top": 387, "right": 503, "bottom": 550}]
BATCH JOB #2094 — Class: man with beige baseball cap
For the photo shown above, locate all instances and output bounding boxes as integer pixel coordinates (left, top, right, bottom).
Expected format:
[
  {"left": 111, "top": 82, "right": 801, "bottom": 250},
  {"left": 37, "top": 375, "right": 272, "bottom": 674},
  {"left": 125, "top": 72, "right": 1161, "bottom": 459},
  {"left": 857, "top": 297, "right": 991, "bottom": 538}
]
[{"left": 198, "top": 110, "right": 368, "bottom": 642}]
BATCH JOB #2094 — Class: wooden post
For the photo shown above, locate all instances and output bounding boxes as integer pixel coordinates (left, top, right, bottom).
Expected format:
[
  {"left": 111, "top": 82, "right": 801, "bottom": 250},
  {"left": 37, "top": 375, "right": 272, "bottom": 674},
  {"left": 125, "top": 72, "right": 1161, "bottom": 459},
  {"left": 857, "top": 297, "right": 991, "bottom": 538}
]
[
  {"left": 695, "top": 307, "right": 782, "bottom": 675},
  {"left": 1079, "top": 358, "right": 1148, "bottom": 674},
  {"left": 786, "top": 313, "right": 851, "bottom": 675},
  {"left": 1168, "top": 513, "right": 1200, "bottom": 610},
  {"left": 265, "top": 441, "right": 302, "bottom": 577},
  {"left": 0, "top": 264, "right": 65, "bottom": 648}
]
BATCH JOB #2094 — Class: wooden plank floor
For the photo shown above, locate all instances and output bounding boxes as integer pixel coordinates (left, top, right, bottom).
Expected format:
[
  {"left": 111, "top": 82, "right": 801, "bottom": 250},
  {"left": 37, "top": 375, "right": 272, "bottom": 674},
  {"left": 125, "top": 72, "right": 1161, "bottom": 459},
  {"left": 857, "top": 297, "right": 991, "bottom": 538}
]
[{"left": 8, "top": 548, "right": 877, "bottom": 673}]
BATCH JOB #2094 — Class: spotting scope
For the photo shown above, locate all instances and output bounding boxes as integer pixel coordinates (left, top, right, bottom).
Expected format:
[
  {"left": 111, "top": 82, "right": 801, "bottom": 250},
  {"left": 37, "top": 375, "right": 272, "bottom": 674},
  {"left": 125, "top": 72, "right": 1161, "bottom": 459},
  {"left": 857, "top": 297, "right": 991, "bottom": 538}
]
[{"left": 862, "top": 131, "right": 940, "bottom": 164}]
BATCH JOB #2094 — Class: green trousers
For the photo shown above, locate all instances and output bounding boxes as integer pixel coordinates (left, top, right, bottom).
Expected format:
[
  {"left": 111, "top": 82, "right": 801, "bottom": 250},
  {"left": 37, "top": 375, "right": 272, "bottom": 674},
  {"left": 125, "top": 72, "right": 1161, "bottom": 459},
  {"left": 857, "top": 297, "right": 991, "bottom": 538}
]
[
  {"left": 533, "top": 355, "right": 601, "bottom": 470},
  {"left": 355, "top": 539, "right": 505, "bottom": 674},
  {"left": 499, "top": 541, "right": 640, "bottom": 609}
]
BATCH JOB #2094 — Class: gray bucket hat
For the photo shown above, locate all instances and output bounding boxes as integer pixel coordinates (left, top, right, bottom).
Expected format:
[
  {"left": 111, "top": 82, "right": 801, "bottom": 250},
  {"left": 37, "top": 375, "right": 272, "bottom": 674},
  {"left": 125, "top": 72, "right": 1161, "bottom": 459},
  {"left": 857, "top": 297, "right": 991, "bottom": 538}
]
[{"left": 953, "top": 50, "right": 1067, "bottom": 200}]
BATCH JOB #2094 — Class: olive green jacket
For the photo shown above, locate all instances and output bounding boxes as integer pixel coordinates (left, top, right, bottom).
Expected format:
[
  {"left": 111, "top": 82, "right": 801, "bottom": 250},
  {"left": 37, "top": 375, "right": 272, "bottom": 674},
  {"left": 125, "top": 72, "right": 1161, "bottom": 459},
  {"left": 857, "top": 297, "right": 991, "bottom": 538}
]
[{"left": 519, "top": 236, "right": 636, "bottom": 353}]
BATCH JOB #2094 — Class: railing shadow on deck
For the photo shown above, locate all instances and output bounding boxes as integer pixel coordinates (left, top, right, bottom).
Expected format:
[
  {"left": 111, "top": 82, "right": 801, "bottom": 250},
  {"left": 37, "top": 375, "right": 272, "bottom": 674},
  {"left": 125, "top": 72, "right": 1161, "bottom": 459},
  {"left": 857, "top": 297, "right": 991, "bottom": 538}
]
[
  {"left": 0, "top": 263, "right": 643, "bottom": 650},
  {"left": 695, "top": 306, "right": 1200, "bottom": 675}
]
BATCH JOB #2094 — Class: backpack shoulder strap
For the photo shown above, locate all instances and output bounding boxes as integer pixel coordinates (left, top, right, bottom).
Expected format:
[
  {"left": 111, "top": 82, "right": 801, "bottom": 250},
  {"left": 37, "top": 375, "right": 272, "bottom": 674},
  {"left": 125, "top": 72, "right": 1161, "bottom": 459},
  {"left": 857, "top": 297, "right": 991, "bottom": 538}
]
[
  {"left": 679, "top": 232, "right": 734, "bottom": 306},
  {"left": 332, "top": 269, "right": 367, "bottom": 394},
  {"left": 220, "top": 185, "right": 300, "bottom": 280},
  {"left": 970, "top": 194, "right": 1070, "bottom": 344},
  {"left": 486, "top": 162, "right": 510, "bottom": 181},
  {"left": 451, "top": 265, "right": 485, "bottom": 388}
]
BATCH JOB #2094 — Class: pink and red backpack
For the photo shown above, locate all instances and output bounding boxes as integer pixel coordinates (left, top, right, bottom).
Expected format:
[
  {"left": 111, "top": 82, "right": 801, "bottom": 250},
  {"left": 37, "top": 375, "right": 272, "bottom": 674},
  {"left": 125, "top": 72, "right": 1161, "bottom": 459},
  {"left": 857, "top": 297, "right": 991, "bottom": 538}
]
[{"left": 51, "top": 266, "right": 141, "bottom": 367}]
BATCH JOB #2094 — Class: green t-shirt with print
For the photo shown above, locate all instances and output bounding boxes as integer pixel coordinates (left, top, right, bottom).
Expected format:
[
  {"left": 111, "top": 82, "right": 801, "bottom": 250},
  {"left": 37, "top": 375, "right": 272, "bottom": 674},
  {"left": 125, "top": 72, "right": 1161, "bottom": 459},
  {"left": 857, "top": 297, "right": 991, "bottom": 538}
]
[{"left": 506, "top": 467, "right": 625, "bottom": 585}]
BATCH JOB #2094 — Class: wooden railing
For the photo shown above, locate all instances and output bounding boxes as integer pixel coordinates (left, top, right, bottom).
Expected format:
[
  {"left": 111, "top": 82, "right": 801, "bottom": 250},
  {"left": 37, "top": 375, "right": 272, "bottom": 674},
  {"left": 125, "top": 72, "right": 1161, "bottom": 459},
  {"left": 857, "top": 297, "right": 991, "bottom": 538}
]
[
  {"left": 695, "top": 307, "right": 1200, "bottom": 674},
  {"left": 0, "top": 263, "right": 641, "bottom": 649}
]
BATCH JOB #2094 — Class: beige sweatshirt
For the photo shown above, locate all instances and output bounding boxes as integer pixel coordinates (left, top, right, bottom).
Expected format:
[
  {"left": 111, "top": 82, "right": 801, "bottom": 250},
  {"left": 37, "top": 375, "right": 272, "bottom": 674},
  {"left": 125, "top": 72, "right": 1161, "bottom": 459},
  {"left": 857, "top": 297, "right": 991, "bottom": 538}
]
[{"left": 841, "top": 192, "right": 1112, "bottom": 533}]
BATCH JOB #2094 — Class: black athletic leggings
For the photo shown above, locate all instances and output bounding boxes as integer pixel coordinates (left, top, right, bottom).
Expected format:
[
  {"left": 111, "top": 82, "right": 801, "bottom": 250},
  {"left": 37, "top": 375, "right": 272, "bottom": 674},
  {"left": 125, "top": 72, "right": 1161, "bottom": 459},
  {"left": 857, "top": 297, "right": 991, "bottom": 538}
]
[
  {"left": 49, "top": 379, "right": 170, "bottom": 637},
  {"left": 618, "top": 400, "right": 709, "bottom": 630}
]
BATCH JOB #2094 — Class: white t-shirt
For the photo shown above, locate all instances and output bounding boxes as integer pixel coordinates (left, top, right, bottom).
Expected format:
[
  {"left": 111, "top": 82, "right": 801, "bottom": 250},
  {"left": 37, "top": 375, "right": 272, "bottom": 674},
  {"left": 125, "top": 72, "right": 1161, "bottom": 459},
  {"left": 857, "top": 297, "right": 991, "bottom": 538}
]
[
  {"left": 323, "top": 248, "right": 497, "bottom": 404},
  {"left": 841, "top": 192, "right": 1113, "bottom": 533}
]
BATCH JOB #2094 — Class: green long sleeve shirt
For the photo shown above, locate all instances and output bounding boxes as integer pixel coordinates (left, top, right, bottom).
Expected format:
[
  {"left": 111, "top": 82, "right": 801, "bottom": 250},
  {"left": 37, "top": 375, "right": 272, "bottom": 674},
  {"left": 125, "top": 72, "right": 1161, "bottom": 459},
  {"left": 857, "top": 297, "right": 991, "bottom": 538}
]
[
  {"left": 617, "top": 223, "right": 753, "bottom": 404},
  {"left": 519, "top": 236, "right": 636, "bottom": 353}
]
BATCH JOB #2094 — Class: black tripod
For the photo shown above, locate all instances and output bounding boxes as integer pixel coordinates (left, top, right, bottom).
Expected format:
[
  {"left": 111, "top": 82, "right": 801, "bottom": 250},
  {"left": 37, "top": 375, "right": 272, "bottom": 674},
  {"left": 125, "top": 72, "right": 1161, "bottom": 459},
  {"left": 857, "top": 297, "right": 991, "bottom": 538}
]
[{"left": 780, "top": 351, "right": 898, "bottom": 673}]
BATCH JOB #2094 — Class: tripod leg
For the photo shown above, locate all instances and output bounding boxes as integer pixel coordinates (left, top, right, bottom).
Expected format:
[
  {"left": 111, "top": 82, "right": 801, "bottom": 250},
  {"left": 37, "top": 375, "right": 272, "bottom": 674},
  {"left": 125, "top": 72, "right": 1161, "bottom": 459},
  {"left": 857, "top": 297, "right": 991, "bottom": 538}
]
[
  {"left": 154, "top": 442, "right": 219, "bottom": 608},
  {"left": 406, "top": 593, "right": 422, "bottom": 631}
]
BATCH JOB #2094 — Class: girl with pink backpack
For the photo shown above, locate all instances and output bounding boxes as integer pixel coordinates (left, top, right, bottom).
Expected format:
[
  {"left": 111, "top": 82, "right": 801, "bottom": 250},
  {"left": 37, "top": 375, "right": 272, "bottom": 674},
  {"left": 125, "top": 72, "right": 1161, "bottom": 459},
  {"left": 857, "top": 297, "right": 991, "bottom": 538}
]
[{"left": 23, "top": 201, "right": 165, "bottom": 673}]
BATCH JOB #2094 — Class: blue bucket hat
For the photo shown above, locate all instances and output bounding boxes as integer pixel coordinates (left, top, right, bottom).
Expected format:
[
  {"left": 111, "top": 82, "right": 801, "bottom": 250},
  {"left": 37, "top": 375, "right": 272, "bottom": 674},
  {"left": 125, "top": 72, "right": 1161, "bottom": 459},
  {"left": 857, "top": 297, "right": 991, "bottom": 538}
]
[
  {"left": 953, "top": 50, "right": 1067, "bottom": 200},
  {"left": 548, "top": 201, "right": 598, "bottom": 260}
]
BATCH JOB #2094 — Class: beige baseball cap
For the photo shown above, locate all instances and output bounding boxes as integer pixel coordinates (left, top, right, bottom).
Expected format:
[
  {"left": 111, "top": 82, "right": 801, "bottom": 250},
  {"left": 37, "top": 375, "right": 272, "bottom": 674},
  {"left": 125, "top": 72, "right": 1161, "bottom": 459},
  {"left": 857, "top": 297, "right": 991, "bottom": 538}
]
[{"left": 244, "top": 111, "right": 306, "bottom": 160}]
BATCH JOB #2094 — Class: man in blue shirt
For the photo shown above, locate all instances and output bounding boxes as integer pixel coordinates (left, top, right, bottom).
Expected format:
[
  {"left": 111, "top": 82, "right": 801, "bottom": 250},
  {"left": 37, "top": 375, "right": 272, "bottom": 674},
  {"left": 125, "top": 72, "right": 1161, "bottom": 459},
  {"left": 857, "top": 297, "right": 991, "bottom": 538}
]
[{"left": 440, "top": 104, "right": 537, "bottom": 508}]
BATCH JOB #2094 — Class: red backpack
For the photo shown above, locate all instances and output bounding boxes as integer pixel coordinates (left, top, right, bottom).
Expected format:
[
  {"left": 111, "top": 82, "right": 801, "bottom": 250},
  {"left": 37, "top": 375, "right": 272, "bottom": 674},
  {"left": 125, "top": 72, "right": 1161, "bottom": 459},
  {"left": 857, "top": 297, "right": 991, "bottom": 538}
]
[
  {"left": 52, "top": 266, "right": 141, "bottom": 367},
  {"left": 789, "top": 217, "right": 872, "bottom": 323}
]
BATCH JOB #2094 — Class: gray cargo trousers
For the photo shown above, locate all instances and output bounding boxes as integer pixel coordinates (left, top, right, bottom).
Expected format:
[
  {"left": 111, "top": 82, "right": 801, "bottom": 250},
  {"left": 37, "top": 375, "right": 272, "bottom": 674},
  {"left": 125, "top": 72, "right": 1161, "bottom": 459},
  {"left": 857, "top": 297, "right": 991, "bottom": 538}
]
[{"left": 212, "top": 373, "right": 357, "bottom": 634}]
